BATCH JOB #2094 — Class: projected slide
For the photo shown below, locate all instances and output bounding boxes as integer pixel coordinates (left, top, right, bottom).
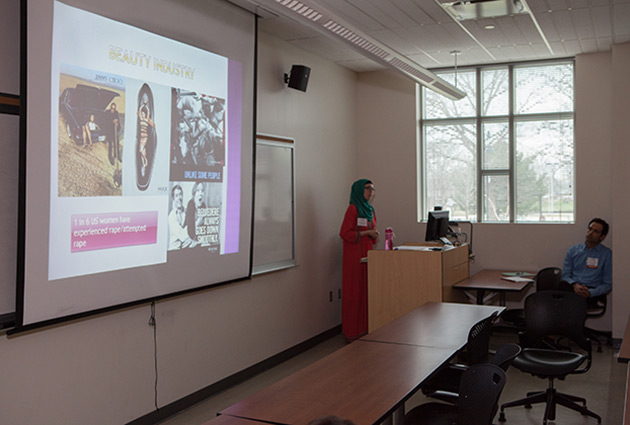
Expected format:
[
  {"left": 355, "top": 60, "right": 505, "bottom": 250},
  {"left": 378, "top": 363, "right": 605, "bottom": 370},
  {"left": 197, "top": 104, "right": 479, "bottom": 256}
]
[{"left": 49, "top": 2, "right": 236, "bottom": 279}]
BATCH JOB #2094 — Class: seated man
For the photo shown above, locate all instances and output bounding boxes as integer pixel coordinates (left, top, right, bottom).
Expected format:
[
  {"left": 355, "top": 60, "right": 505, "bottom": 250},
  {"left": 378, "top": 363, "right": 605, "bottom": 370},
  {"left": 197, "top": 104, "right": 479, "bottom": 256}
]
[{"left": 562, "top": 218, "right": 612, "bottom": 300}]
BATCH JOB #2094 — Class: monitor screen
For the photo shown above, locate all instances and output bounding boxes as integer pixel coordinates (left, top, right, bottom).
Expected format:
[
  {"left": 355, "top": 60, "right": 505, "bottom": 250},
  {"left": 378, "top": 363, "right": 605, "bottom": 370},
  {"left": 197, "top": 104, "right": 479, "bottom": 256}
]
[{"left": 425, "top": 210, "right": 450, "bottom": 242}]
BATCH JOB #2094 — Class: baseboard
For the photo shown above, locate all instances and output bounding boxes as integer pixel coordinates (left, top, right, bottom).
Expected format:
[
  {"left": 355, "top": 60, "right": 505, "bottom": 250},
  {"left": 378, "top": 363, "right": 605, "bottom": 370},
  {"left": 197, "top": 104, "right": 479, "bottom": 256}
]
[{"left": 127, "top": 325, "right": 342, "bottom": 425}]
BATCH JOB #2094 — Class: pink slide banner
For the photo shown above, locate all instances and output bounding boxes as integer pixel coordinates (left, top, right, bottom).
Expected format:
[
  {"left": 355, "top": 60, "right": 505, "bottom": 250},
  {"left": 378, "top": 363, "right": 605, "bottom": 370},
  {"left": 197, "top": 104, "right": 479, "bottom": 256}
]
[{"left": 71, "top": 211, "right": 158, "bottom": 252}]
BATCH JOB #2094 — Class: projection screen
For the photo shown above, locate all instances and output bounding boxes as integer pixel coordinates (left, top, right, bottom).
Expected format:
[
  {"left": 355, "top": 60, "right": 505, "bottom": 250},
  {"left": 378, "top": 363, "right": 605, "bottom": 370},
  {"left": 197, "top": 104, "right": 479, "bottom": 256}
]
[{"left": 18, "top": 0, "right": 255, "bottom": 328}]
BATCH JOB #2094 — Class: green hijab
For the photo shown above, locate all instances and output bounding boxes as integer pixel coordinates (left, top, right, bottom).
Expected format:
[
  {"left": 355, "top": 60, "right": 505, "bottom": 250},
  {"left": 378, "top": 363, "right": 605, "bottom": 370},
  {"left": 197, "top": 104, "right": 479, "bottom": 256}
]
[{"left": 349, "top": 179, "right": 374, "bottom": 221}]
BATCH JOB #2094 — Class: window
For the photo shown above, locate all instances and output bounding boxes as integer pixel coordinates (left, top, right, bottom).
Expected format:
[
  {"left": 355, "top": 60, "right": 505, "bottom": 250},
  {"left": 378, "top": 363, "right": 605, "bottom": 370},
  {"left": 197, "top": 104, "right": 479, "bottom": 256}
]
[{"left": 419, "top": 61, "right": 574, "bottom": 223}]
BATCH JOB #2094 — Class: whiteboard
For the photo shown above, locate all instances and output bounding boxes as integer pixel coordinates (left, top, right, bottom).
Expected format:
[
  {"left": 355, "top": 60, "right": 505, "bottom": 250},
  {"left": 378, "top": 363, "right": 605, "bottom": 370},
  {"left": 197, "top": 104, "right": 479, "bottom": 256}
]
[{"left": 252, "top": 134, "right": 296, "bottom": 274}]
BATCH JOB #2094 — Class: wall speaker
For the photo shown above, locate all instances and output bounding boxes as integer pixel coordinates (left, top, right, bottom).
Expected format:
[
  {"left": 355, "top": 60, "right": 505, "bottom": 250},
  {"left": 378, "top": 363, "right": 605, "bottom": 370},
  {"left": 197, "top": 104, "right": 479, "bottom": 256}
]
[{"left": 285, "top": 65, "right": 310, "bottom": 92}]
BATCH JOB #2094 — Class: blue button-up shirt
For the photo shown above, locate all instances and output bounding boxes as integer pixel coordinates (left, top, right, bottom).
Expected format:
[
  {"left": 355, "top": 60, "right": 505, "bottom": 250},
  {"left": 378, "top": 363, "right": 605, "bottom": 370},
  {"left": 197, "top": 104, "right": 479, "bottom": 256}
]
[{"left": 562, "top": 243, "right": 612, "bottom": 297}]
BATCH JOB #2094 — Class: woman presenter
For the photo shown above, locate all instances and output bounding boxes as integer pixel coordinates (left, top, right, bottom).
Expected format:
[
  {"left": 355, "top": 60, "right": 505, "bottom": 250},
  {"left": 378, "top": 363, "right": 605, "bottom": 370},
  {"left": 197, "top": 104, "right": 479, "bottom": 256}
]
[{"left": 339, "top": 179, "right": 379, "bottom": 341}]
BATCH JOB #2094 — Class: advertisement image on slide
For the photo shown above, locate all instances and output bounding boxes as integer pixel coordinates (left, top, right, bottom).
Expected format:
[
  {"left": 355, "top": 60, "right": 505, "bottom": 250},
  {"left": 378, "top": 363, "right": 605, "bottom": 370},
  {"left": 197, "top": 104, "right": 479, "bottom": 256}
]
[{"left": 49, "top": 2, "right": 234, "bottom": 281}]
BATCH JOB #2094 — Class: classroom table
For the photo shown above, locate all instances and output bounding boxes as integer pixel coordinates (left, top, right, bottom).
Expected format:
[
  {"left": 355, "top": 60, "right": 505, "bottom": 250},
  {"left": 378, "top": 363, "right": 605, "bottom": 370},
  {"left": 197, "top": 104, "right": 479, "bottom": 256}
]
[
  {"left": 360, "top": 302, "right": 504, "bottom": 348},
  {"left": 219, "top": 302, "right": 501, "bottom": 425},
  {"left": 453, "top": 269, "right": 534, "bottom": 306},
  {"left": 220, "top": 340, "right": 454, "bottom": 425},
  {"left": 202, "top": 415, "right": 268, "bottom": 425}
]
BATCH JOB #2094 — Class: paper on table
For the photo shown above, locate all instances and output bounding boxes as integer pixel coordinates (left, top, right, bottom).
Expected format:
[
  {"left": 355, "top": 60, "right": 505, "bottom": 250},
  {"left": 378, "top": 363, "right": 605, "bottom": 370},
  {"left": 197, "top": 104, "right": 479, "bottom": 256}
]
[
  {"left": 394, "top": 246, "right": 439, "bottom": 251},
  {"left": 501, "top": 276, "right": 534, "bottom": 283},
  {"left": 502, "top": 272, "right": 535, "bottom": 277}
]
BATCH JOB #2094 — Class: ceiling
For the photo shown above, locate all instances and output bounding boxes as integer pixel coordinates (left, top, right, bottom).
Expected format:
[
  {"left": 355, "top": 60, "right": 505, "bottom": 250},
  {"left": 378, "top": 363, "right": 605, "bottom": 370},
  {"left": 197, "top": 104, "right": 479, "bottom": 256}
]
[{"left": 246, "top": 0, "right": 630, "bottom": 72}]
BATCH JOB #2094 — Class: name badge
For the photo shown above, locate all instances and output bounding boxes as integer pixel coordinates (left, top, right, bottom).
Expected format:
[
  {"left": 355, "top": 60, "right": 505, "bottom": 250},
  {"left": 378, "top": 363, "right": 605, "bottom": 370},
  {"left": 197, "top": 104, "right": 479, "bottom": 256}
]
[
  {"left": 586, "top": 257, "right": 599, "bottom": 269},
  {"left": 357, "top": 218, "right": 368, "bottom": 227}
]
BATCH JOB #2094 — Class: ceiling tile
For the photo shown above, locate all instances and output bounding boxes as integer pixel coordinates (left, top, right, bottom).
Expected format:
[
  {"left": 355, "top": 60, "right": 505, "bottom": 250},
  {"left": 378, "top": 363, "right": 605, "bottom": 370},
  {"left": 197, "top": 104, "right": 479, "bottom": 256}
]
[
  {"left": 413, "top": 0, "right": 453, "bottom": 23},
  {"left": 578, "top": 37, "right": 599, "bottom": 52},
  {"left": 258, "top": 16, "right": 321, "bottom": 40},
  {"left": 596, "top": 36, "right": 613, "bottom": 50},
  {"left": 389, "top": 0, "right": 434, "bottom": 26},
  {"left": 591, "top": 5, "right": 613, "bottom": 38},
  {"left": 533, "top": 9, "right": 562, "bottom": 41},
  {"left": 547, "top": 0, "right": 569, "bottom": 10},
  {"left": 496, "top": 16, "right": 529, "bottom": 45},
  {"left": 363, "top": 0, "right": 421, "bottom": 28},
  {"left": 514, "top": 14, "right": 547, "bottom": 44},
  {"left": 526, "top": 0, "right": 553, "bottom": 13},
  {"left": 551, "top": 10, "right": 578, "bottom": 41},
  {"left": 612, "top": 2, "right": 630, "bottom": 37},
  {"left": 567, "top": 0, "right": 589, "bottom": 8},
  {"left": 343, "top": 0, "right": 405, "bottom": 29},
  {"left": 317, "top": 0, "right": 383, "bottom": 31},
  {"left": 570, "top": 7, "right": 595, "bottom": 39},
  {"left": 549, "top": 40, "right": 569, "bottom": 55},
  {"left": 389, "top": 27, "right": 443, "bottom": 65},
  {"left": 247, "top": 0, "right": 622, "bottom": 78},
  {"left": 514, "top": 44, "right": 537, "bottom": 60},
  {"left": 562, "top": 39, "right": 582, "bottom": 55},
  {"left": 368, "top": 28, "right": 423, "bottom": 55},
  {"left": 337, "top": 58, "right": 384, "bottom": 72}
]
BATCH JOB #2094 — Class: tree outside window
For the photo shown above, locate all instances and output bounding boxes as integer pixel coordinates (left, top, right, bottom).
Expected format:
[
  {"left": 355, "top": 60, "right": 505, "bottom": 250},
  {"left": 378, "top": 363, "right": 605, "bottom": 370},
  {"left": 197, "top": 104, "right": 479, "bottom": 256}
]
[{"left": 419, "top": 61, "right": 574, "bottom": 223}]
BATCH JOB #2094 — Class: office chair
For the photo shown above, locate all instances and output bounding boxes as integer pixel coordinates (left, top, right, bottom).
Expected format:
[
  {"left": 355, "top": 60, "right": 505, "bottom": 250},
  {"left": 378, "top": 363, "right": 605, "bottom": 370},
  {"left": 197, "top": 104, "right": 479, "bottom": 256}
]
[
  {"left": 427, "top": 343, "right": 521, "bottom": 405},
  {"left": 420, "top": 312, "right": 498, "bottom": 398},
  {"left": 498, "top": 291, "right": 601, "bottom": 425},
  {"left": 404, "top": 364, "right": 506, "bottom": 425},
  {"left": 500, "top": 267, "right": 562, "bottom": 330},
  {"left": 584, "top": 294, "right": 611, "bottom": 352}
]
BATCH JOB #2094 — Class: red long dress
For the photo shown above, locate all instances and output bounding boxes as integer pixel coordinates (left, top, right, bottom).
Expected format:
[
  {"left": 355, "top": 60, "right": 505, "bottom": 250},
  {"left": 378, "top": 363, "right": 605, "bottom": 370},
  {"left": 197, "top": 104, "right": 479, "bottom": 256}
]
[{"left": 339, "top": 204, "right": 376, "bottom": 340}]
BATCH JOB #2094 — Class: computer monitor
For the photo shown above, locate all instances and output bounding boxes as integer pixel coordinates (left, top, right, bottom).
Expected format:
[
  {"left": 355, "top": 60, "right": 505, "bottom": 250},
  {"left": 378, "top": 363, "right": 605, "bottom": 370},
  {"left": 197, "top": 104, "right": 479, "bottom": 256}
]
[{"left": 425, "top": 210, "right": 450, "bottom": 243}]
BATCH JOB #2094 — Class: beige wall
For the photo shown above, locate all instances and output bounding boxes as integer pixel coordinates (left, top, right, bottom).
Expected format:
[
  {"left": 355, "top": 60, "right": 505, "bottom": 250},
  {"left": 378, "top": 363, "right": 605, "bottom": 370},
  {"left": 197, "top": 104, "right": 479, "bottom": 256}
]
[
  {"left": 0, "top": 32, "right": 357, "bottom": 425},
  {"left": 356, "top": 48, "right": 628, "bottom": 334},
  {"left": 611, "top": 42, "right": 630, "bottom": 338},
  {"left": 1, "top": 5, "right": 629, "bottom": 423}
]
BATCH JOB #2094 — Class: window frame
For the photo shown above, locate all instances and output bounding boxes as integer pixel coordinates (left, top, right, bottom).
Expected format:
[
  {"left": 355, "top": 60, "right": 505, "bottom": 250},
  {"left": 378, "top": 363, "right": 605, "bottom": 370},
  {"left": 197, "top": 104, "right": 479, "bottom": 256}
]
[{"left": 418, "top": 59, "right": 576, "bottom": 224}]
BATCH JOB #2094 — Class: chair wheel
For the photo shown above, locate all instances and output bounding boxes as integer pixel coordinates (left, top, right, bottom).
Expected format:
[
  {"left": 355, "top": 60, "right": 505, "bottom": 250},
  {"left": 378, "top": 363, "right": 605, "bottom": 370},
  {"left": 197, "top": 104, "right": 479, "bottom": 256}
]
[{"left": 498, "top": 412, "right": 506, "bottom": 422}]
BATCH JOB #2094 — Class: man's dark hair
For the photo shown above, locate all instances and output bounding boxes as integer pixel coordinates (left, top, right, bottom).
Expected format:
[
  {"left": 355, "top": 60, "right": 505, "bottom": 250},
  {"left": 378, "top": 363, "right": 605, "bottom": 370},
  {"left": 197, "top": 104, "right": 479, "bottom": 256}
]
[{"left": 589, "top": 217, "right": 609, "bottom": 236}]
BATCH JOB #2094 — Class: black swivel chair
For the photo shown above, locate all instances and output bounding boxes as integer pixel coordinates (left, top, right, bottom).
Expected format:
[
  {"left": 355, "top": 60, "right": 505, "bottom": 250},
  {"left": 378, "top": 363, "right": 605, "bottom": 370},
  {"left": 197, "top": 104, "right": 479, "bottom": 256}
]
[
  {"left": 584, "top": 294, "right": 611, "bottom": 352},
  {"left": 500, "top": 267, "right": 562, "bottom": 330},
  {"left": 427, "top": 343, "right": 521, "bottom": 404},
  {"left": 498, "top": 290, "right": 601, "bottom": 425},
  {"left": 404, "top": 364, "right": 507, "bottom": 425},
  {"left": 420, "top": 312, "right": 498, "bottom": 398}
]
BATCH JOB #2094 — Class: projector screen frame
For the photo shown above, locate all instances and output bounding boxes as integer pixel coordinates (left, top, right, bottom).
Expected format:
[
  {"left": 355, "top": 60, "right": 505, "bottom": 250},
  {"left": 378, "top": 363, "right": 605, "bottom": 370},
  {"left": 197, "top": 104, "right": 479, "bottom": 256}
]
[{"left": 13, "top": 0, "right": 258, "bottom": 333}]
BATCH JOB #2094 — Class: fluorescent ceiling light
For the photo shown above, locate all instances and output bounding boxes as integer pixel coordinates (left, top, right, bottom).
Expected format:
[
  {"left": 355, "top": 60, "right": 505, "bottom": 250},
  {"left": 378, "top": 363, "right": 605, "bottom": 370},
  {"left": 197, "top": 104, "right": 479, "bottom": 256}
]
[{"left": 234, "top": 0, "right": 466, "bottom": 100}]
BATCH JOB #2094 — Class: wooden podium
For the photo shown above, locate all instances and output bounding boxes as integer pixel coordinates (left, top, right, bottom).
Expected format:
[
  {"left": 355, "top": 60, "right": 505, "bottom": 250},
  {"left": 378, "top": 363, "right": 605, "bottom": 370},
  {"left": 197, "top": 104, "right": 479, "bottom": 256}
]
[{"left": 366, "top": 244, "right": 469, "bottom": 332}]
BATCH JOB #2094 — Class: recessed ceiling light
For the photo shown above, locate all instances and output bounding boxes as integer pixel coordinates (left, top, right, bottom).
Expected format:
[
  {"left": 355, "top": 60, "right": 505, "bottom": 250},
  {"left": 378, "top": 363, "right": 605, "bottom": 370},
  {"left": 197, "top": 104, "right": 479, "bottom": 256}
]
[{"left": 484, "top": 24, "right": 496, "bottom": 30}]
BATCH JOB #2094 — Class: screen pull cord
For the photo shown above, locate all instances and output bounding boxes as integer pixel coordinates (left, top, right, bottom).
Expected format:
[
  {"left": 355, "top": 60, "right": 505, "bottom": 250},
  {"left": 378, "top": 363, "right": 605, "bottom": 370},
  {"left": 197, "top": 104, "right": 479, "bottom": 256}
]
[{"left": 149, "top": 301, "right": 159, "bottom": 411}]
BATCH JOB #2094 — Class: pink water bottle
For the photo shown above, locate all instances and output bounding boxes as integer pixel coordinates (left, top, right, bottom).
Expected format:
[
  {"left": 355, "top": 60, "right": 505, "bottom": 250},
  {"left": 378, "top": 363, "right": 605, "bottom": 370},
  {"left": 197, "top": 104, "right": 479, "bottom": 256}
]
[{"left": 385, "top": 227, "right": 394, "bottom": 250}]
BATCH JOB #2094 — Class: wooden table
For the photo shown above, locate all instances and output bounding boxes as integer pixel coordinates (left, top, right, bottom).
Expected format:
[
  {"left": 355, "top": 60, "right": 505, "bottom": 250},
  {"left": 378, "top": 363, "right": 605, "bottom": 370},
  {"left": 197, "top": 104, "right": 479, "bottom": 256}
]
[
  {"left": 453, "top": 270, "right": 534, "bottom": 305},
  {"left": 203, "top": 415, "right": 267, "bottom": 425},
  {"left": 220, "top": 340, "right": 454, "bottom": 425},
  {"left": 219, "top": 302, "right": 501, "bottom": 425},
  {"left": 361, "top": 302, "right": 504, "bottom": 349}
]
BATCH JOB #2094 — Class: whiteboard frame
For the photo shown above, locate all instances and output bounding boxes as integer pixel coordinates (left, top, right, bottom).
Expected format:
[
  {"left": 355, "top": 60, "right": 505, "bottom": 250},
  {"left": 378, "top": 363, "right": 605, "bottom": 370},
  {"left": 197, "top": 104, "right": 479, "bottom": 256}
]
[{"left": 252, "top": 134, "right": 296, "bottom": 275}]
